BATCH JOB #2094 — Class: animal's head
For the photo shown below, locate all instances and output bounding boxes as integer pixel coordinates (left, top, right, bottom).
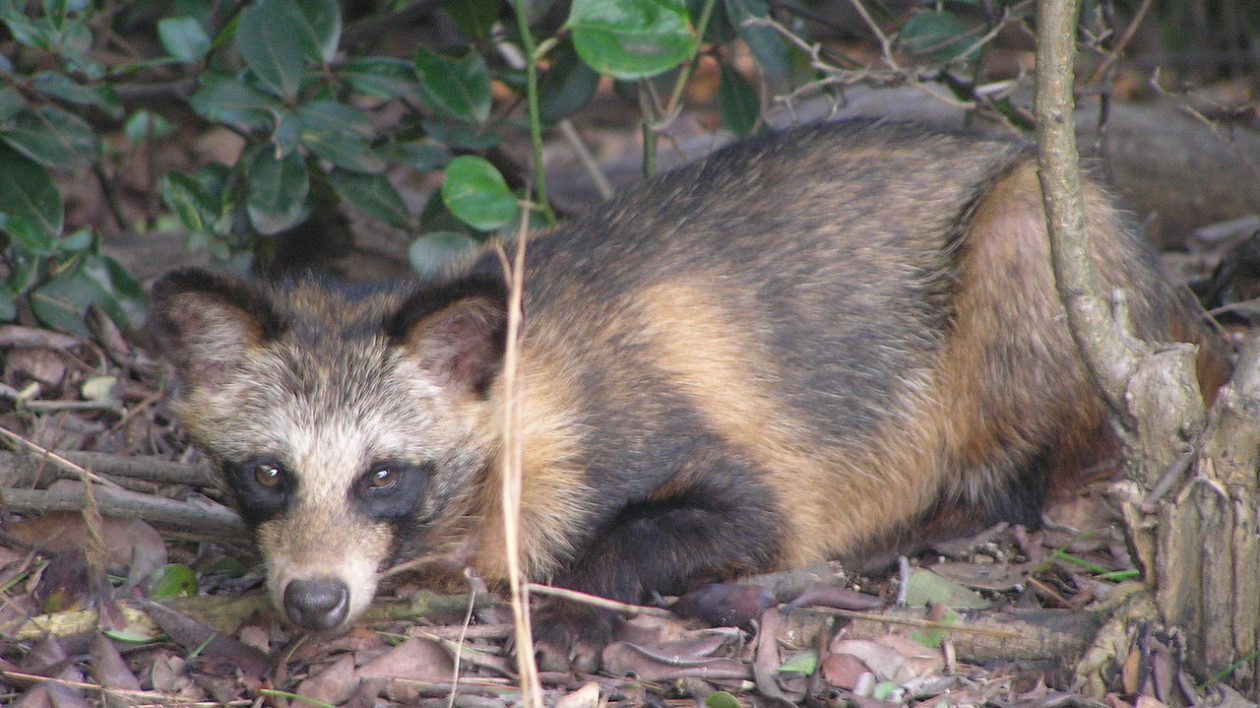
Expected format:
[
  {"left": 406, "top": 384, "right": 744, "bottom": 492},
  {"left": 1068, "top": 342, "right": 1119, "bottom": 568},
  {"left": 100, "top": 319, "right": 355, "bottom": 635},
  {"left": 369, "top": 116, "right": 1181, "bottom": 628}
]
[{"left": 149, "top": 268, "right": 506, "bottom": 634}]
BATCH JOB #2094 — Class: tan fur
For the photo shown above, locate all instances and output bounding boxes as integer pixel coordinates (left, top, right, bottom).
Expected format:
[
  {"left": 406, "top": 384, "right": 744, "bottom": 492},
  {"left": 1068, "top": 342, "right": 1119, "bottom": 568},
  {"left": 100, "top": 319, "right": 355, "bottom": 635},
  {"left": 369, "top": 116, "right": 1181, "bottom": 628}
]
[
  {"left": 470, "top": 350, "right": 595, "bottom": 581},
  {"left": 628, "top": 279, "right": 937, "bottom": 567}
]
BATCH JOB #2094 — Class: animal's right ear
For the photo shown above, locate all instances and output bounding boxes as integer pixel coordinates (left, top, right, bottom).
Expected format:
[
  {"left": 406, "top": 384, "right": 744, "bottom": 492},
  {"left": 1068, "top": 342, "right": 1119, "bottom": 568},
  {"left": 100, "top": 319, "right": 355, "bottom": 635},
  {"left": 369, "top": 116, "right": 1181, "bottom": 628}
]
[
  {"left": 386, "top": 276, "right": 508, "bottom": 396},
  {"left": 148, "top": 268, "right": 282, "bottom": 386}
]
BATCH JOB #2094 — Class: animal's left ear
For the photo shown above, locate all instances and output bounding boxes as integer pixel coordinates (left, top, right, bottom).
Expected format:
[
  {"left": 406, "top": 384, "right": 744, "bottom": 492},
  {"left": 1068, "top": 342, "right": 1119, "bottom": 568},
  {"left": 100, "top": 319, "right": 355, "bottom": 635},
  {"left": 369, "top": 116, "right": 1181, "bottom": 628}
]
[{"left": 386, "top": 276, "right": 508, "bottom": 395}]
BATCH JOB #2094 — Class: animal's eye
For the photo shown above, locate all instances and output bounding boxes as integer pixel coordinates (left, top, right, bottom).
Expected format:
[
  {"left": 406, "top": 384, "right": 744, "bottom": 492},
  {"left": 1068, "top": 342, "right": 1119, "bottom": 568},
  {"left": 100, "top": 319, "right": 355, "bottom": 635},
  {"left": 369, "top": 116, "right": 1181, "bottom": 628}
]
[
  {"left": 366, "top": 465, "right": 399, "bottom": 490},
  {"left": 254, "top": 462, "right": 285, "bottom": 489},
  {"left": 353, "top": 461, "right": 432, "bottom": 521}
]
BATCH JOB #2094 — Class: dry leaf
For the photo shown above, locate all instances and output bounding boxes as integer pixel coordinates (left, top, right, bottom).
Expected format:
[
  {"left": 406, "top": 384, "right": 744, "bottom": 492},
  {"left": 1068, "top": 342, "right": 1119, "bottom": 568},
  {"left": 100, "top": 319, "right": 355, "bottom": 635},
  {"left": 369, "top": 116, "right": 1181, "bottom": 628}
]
[
  {"left": 555, "top": 680, "right": 602, "bottom": 708},
  {"left": 295, "top": 653, "right": 358, "bottom": 706},
  {"left": 672, "top": 583, "right": 777, "bottom": 628},
  {"left": 821, "top": 652, "right": 872, "bottom": 690},
  {"left": 88, "top": 633, "right": 141, "bottom": 692},
  {"left": 357, "top": 637, "right": 454, "bottom": 703},
  {"left": 601, "top": 640, "right": 749, "bottom": 682}
]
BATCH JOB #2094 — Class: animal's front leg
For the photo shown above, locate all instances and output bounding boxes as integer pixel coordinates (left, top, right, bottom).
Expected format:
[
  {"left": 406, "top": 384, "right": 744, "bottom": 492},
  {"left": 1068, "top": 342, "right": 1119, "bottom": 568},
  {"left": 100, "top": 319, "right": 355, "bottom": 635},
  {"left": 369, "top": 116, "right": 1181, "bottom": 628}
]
[{"left": 531, "top": 462, "right": 784, "bottom": 671}]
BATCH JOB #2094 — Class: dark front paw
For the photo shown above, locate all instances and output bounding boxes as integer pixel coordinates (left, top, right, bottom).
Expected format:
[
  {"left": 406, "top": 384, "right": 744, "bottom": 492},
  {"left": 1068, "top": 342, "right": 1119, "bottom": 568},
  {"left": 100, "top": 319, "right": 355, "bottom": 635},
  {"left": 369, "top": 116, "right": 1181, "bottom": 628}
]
[{"left": 531, "top": 599, "right": 618, "bottom": 673}]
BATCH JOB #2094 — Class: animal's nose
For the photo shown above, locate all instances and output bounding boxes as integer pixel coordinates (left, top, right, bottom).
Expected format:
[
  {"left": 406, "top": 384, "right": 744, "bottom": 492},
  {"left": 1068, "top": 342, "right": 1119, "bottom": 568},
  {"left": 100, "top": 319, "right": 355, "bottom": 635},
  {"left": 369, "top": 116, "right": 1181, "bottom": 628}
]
[{"left": 283, "top": 577, "right": 350, "bottom": 631}]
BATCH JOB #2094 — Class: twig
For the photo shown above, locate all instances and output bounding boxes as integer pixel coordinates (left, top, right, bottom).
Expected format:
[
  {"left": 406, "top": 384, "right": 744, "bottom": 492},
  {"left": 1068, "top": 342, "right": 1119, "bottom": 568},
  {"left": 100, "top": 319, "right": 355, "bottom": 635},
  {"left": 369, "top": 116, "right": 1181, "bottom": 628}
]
[
  {"left": 511, "top": 1, "right": 555, "bottom": 224},
  {"left": 0, "top": 485, "right": 244, "bottom": 538},
  {"left": 0, "top": 426, "right": 122, "bottom": 489},
  {"left": 792, "top": 606, "right": 1020, "bottom": 638},
  {"left": 523, "top": 583, "right": 674, "bottom": 618},
  {"left": 557, "top": 120, "right": 613, "bottom": 201},
  {"left": 0, "top": 451, "right": 219, "bottom": 489},
  {"left": 1084, "top": 0, "right": 1153, "bottom": 85},
  {"left": 446, "top": 574, "right": 480, "bottom": 708},
  {"left": 498, "top": 198, "right": 542, "bottom": 707},
  {"left": 1, "top": 670, "right": 254, "bottom": 706}
]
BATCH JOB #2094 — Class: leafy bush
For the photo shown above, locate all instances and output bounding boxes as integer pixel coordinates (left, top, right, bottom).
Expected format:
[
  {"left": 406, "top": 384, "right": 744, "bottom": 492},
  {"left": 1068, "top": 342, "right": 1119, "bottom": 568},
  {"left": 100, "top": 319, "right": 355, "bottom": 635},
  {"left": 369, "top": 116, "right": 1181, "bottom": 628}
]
[{"left": 0, "top": 0, "right": 1074, "bottom": 334}]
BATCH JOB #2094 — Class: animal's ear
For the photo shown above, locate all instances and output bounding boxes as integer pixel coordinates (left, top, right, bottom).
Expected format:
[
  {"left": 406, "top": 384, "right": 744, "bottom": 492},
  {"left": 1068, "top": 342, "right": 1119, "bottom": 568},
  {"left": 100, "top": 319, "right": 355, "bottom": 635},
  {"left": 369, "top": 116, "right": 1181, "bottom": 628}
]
[
  {"left": 148, "top": 268, "right": 282, "bottom": 386},
  {"left": 386, "top": 276, "right": 508, "bottom": 395}
]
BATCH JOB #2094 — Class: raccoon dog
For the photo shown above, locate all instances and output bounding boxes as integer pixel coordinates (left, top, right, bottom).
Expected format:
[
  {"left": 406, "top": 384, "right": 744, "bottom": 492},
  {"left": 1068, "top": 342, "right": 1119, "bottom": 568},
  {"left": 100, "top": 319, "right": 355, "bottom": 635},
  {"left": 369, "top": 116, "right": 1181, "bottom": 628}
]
[{"left": 150, "top": 118, "right": 1224, "bottom": 668}]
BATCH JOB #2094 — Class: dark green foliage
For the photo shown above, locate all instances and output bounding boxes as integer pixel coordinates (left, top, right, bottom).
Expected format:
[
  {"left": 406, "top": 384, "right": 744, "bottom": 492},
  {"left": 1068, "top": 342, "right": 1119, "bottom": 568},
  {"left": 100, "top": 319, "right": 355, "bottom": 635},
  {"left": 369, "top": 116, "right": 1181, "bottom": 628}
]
[{"left": 4, "top": 0, "right": 1179, "bottom": 333}]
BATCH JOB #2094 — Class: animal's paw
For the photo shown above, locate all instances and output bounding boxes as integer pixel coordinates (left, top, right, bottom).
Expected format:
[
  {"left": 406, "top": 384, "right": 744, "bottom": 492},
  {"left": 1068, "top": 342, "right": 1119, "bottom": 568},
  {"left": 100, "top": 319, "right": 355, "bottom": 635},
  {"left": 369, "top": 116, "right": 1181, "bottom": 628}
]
[{"left": 531, "top": 600, "right": 618, "bottom": 673}]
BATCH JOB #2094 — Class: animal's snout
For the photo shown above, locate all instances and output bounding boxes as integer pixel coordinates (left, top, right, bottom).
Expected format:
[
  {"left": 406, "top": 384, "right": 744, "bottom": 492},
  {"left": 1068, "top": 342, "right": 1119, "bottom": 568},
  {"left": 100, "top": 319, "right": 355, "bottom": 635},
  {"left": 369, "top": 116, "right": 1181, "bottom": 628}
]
[{"left": 283, "top": 577, "right": 350, "bottom": 631}]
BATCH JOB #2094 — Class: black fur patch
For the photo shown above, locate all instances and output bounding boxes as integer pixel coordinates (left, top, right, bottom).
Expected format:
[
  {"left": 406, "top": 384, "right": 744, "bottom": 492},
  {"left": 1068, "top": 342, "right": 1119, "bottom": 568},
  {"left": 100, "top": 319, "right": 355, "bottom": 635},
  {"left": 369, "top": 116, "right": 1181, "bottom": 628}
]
[
  {"left": 350, "top": 460, "right": 434, "bottom": 523},
  {"left": 221, "top": 455, "right": 293, "bottom": 527}
]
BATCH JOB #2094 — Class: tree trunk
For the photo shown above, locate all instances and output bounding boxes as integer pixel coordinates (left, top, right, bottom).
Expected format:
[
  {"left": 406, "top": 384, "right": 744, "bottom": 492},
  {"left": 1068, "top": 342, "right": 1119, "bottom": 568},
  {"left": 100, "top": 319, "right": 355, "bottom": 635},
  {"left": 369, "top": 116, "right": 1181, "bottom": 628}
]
[{"left": 1034, "top": 0, "right": 1258, "bottom": 696}]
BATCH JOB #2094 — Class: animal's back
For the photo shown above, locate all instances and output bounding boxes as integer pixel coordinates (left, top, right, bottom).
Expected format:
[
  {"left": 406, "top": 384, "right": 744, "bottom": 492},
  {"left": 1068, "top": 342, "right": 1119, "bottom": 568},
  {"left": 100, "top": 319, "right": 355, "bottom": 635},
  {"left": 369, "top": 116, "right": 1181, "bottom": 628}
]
[{"left": 492, "top": 120, "right": 1212, "bottom": 583}]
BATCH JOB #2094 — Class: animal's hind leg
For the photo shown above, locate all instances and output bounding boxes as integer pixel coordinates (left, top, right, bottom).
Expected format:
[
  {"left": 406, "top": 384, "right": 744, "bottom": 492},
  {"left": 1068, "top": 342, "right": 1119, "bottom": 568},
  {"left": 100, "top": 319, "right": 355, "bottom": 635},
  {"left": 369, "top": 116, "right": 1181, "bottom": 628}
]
[{"left": 533, "top": 451, "right": 784, "bottom": 670}]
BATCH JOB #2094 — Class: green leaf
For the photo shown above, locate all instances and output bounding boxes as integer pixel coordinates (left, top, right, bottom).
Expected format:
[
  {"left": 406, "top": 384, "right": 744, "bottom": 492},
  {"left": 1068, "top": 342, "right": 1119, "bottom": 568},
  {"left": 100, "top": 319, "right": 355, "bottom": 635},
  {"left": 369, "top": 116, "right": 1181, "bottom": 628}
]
[
  {"left": 0, "top": 213, "right": 56, "bottom": 254},
  {"left": 149, "top": 564, "right": 199, "bottom": 599},
  {"left": 4, "top": 250, "right": 40, "bottom": 296},
  {"left": 60, "top": 228, "right": 92, "bottom": 251},
  {"left": 300, "top": 136, "right": 383, "bottom": 174},
  {"left": 30, "top": 269, "right": 95, "bottom": 335},
  {"left": 296, "top": 100, "right": 384, "bottom": 172},
  {"left": 903, "top": 568, "right": 991, "bottom": 610},
  {"left": 421, "top": 118, "right": 501, "bottom": 150},
  {"left": 102, "top": 627, "right": 158, "bottom": 643},
  {"left": 872, "top": 681, "right": 899, "bottom": 701},
  {"left": 414, "top": 48, "right": 492, "bottom": 123},
  {"left": 236, "top": 0, "right": 308, "bottom": 99},
  {"left": 50, "top": 254, "right": 144, "bottom": 330},
  {"left": 161, "top": 169, "right": 220, "bottom": 232},
  {"left": 84, "top": 255, "right": 147, "bottom": 328},
  {"left": 378, "top": 140, "right": 451, "bottom": 171},
  {"left": 31, "top": 72, "right": 122, "bottom": 118},
  {"left": 274, "top": 111, "right": 303, "bottom": 156},
  {"left": 295, "top": 99, "right": 373, "bottom": 138},
  {"left": 408, "top": 231, "right": 479, "bottom": 279},
  {"left": 900, "top": 10, "right": 974, "bottom": 61},
  {"left": 245, "top": 146, "right": 310, "bottom": 235},
  {"left": 0, "top": 290, "right": 15, "bottom": 321},
  {"left": 441, "top": 155, "right": 517, "bottom": 231},
  {"left": 538, "top": 41, "right": 600, "bottom": 124},
  {"left": 158, "top": 15, "right": 212, "bottom": 62},
  {"left": 341, "top": 57, "right": 418, "bottom": 100},
  {"left": 724, "top": 0, "right": 790, "bottom": 82},
  {"left": 776, "top": 649, "right": 819, "bottom": 675},
  {"left": 292, "top": 0, "right": 340, "bottom": 63},
  {"left": 189, "top": 73, "right": 282, "bottom": 129},
  {"left": 705, "top": 691, "right": 742, "bottom": 708},
  {"left": 566, "top": 0, "right": 697, "bottom": 80},
  {"left": 910, "top": 606, "right": 960, "bottom": 648},
  {"left": 718, "top": 62, "right": 758, "bottom": 136},
  {"left": 0, "top": 144, "right": 63, "bottom": 242},
  {"left": 0, "top": 8, "right": 52, "bottom": 49},
  {"left": 444, "top": 0, "right": 499, "bottom": 39},
  {"left": 0, "top": 87, "right": 25, "bottom": 122},
  {"left": 123, "top": 110, "right": 176, "bottom": 142},
  {"left": 1, "top": 105, "right": 99, "bottom": 169},
  {"left": 327, "top": 168, "right": 410, "bottom": 227}
]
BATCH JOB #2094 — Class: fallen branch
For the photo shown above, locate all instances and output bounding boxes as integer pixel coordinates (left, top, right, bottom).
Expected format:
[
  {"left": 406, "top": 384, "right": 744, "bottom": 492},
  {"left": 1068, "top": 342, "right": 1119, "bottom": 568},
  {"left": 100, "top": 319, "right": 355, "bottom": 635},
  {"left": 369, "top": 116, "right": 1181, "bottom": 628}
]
[
  {"left": 817, "top": 606, "right": 1103, "bottom": 664},
  {"left": 0, "top": 451, "right": 218, "bottom": 489},
  {"left": 0, "top": 482, "right": 243, "bottom": 538}
]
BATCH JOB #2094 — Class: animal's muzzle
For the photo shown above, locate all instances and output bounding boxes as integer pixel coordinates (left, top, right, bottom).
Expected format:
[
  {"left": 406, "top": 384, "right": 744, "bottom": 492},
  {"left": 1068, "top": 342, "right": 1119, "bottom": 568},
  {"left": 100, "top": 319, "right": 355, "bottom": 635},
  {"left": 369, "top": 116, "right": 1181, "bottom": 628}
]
[{"left": 283, "top": 577, "right": 350, "bottom": 631}]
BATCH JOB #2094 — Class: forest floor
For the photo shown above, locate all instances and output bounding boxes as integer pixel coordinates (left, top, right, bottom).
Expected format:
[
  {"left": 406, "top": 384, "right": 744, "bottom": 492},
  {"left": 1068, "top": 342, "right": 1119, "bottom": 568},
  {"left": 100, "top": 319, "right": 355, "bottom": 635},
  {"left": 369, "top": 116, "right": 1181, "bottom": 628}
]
[{"left": 1, "top": 91, "right": 1259, "bottom": 707}]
